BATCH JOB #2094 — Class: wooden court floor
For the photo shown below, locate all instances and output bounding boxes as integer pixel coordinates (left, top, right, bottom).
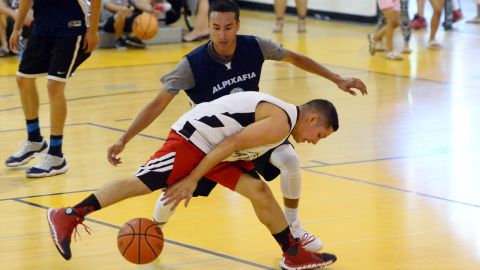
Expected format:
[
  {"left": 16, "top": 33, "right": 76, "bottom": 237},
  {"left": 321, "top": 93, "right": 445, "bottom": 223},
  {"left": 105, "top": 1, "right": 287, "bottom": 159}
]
[{"left": 1, "top": 7, "right": 480, "bottom": 270}]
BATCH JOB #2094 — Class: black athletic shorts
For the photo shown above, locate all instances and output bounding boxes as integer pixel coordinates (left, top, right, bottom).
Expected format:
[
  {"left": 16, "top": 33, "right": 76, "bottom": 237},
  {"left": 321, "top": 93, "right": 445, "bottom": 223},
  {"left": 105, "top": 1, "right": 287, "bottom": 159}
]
[
  {"left": 17, "top": 35, "right": 90, "bottom": 82},
  {"left": 192, "top": 140, "right": 291, "bottom": 197}
]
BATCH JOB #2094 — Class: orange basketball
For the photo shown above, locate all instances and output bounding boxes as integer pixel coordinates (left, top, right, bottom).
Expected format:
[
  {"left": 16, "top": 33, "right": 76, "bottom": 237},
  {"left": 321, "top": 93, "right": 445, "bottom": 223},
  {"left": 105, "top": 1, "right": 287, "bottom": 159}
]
[
  {"left": 117, "top": 218, "right": 164, "bottom": 264},
  {"left": 132, "top": 13, "right": 158, "bottom": 40}
]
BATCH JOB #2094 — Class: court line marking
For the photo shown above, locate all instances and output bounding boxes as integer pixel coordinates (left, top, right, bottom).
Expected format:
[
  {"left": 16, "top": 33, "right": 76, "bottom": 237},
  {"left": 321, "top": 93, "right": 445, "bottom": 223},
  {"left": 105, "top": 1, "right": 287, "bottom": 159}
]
[
  {"left": 303, "top": 168, "right": 480, "bottom": 208},
  {"left": 10, "top": 198, "right": 276, "bottom": 270},
  {"left": 0, "top": 189, "right": 97, "bottom": 202},
  {"left": 2, "top": 121, "right": 478, "bottom": 208},
  {"left": 0, "top": 89, "right": 158, "bottom": 112},
  {"left": 0, "top": 122, "right": 166, "bottom": 141},
  {"left": 0, "top": 60, "right": 180, "bottom": 78},
  {"left": 303, "top": 150, "right": 450, "bottom": 169}
]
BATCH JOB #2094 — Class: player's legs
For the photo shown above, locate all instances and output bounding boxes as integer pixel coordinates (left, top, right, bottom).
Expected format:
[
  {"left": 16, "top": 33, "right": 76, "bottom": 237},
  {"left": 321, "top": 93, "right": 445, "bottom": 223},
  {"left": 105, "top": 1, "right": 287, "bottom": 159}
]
[
  {"left": 47, "top": 131, "right": 203, "bottom": 259},
  {"left": 270, "top": 144, "right": 323, "bottom": 251},
  {"left": 47, "top": 80, "right": 67, "bottom": 139},
  {"left": 153, "top": 192, "right": 176, "bottom": 227},
  {"left": 47, "top": 176, "right": 152, "bottom": 260},
  {"left": 234, "top": 173, "right": 336, "bottom": 269},
  {"left": 5, "top": 36, "right": 49, "bottom": 168},
  {"left": 235, "top": 173, "right": 287, "bottom": 233},
  {"left": 26, "top": 35, "right": 89, "bottom": 177},
  {"left": 17, "top": 76, "right": 40, "bottom": 123}
]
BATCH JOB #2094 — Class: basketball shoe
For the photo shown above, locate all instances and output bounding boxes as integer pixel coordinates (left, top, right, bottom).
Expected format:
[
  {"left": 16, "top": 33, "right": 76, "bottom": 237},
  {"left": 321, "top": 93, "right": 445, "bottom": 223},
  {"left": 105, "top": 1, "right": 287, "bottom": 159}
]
[
  {"left": 5, "top": 139, "right": 48, "bottom": 167},
  {"left": 280, "top": 238, "right": 337, "bottom": 270},
  {"left": 47, "top": 208, "right": 90, "bottom": 260},
  {"left": 453, "top": 9, "right": 464, "bottom": 23},
  {"left": 126, "top": 36, "right": 146, "bottom": 48},
  {"left": 411, "top": 14, "right": 427, "bottom": 29},
  {"left": 290, "top": 220, "right": 323, "bottom": 251},
  {"left": 26, "top": 153, "right": 68, "bottom": 177}
]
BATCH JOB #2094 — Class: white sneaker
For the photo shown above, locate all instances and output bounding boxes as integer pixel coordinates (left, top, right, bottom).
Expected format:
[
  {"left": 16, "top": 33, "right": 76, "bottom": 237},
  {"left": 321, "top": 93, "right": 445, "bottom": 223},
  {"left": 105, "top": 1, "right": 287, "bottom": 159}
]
[
  {"left": 5, "top": 140, "right": 48, "bottom": 167},
  {"left": 26, "top": 153, "right": 68, "bottom": 178},
  {"left": 384, "top": 51, "right": 403, "bottom": 61},
  {"left": 290, "top": 220, "right": 323, "bottom": 252}
]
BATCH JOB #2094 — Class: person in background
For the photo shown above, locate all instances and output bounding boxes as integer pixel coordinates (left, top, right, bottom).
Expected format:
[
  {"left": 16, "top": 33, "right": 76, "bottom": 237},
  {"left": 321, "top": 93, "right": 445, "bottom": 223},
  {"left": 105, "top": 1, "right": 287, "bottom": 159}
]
[
  {"left": 5, "top": 0, "right": 101, "bottom": 177},
  {"left": 369, "top": 0, "right": 403, "bottom": 60},
  {"left": 375, "top": 0, "right": 412, "bottom": 54},
  {"left": 411, "top": 0, "right": 462, "bottom": 30},
  {"left": 273, "top": 0, "right": 308, "bottom": 33},
  {"left": 101, "top": 0, "right": 155, "bottom": 48},
  {"left": 182, "top": 0, "right": 211, "bottom": 42},
  {"left": 0, "top": 0, "right": 33, "bottom": 56}
]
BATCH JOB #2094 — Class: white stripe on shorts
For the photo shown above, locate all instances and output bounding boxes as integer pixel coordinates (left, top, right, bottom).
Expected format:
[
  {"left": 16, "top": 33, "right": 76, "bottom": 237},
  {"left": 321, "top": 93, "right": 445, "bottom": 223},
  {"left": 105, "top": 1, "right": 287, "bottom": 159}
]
[
  {"left": 135, "top": 152, "right": 176, "bottom": 177},
  {"left": 66, "top": 35, "right": 82, "bottom": 78}
]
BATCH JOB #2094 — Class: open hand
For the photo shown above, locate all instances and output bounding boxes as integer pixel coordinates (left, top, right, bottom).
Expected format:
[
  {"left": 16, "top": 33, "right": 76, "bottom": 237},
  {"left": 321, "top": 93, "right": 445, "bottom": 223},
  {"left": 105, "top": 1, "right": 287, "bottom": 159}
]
[
  {"left": 161, "top": 177, "right": 198, "bottom": 210},
  {"left": 337, "top": 77, "right": 368, "bottom": 96}
]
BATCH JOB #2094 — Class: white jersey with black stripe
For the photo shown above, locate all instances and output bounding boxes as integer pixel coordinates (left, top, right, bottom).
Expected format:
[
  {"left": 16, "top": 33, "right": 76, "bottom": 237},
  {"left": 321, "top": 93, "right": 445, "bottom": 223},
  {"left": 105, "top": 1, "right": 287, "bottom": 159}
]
[{"left": 171, "top": 92, "right": 298, "bottom": 161}]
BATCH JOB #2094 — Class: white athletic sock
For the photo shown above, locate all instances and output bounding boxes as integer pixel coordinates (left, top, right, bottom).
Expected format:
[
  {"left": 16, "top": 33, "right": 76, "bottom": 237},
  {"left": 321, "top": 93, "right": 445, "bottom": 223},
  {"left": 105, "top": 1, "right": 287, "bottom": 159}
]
[
  {"left": 152, "top": 193, "right": 175, "bottom": 227},
  {"left": 284, "top": 206, "right": 298, "bottom": 226}
]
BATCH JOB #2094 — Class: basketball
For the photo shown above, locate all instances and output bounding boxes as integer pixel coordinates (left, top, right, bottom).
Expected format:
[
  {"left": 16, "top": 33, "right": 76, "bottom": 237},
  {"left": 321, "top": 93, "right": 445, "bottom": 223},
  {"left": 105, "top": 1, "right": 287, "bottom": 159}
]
[
  {"left": 132, "top": 13, "right": 158, "bottom": 40},
  {"left": 117, "top": 218, "right": 164, "bottom": 264}
]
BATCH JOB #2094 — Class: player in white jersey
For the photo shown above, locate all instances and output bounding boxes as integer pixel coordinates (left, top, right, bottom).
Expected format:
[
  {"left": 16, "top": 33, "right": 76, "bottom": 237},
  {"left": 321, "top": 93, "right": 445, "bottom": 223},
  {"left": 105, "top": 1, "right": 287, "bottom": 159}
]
[{"left": 46, "top": 92, "right": 339, "bottom": 269}]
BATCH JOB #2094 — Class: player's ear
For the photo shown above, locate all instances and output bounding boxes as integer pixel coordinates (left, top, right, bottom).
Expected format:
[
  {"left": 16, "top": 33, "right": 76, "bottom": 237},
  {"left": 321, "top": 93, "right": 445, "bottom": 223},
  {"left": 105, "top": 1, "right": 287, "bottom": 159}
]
[{"left": 308, "top": 113, "right": 319, "bottom": 125}]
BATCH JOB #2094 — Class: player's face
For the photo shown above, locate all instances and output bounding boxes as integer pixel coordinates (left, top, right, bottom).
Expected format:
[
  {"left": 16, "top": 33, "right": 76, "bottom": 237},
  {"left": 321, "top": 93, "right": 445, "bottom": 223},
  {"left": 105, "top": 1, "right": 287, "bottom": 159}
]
[
  {"left": 293, "top": 124, "right": 334, "bottom": 145},
  {"left": 209, "top": 12, "right": 240, "bottom": 51}
]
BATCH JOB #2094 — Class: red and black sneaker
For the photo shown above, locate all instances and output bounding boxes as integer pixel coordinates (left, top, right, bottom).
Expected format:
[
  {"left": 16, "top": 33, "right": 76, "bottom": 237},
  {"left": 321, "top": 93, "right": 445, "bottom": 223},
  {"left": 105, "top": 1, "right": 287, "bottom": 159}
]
[
  {"left": 411, "top": 14, "right": 427, "bottom": 30},
  {"left": 47, "top": 208, "right": 88, "bottom": 260},
  {"left": 280, "top": 239, "right": 337, "bottom": 270}
]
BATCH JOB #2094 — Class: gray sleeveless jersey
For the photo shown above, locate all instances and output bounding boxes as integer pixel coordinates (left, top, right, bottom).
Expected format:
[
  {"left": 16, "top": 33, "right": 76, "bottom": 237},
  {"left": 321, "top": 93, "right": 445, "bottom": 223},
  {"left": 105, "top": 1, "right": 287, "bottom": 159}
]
[{"left": 171, "top": 92, "right": 298, "bottom": 161}]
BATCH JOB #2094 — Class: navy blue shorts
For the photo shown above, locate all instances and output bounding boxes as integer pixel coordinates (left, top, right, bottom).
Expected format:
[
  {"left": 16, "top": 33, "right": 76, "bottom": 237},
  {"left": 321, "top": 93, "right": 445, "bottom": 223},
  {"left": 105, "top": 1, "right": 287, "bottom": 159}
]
[{"left": 17, "top": 35, "right": 90, "bottom": 82}]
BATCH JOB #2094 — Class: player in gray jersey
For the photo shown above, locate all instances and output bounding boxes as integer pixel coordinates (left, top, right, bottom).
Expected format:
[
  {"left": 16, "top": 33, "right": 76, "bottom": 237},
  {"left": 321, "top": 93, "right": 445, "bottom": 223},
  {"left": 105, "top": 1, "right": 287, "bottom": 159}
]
[
  {"left": 107, "top": 0, "right": 367, "bottom": 252},
  {"left": 47, "top": 92, "right": 340, "bottom": 269}
]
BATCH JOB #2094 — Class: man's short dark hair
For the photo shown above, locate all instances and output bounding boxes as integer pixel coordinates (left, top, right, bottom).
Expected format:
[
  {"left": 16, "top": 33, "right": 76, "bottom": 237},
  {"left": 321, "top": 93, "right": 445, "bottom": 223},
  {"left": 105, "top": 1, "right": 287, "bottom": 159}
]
[
  {"left": 208, "top": 0, "right": 240, "bottom": 21},
  {"left": 303, "top": 99, "right": 339, "bottom": 131}
]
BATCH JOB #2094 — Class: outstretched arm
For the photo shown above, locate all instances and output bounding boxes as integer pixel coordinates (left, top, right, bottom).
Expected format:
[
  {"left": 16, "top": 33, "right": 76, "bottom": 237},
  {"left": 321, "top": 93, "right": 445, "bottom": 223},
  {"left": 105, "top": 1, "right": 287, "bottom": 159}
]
[
  {"left": 282, "top": 49, "right": 368, "bottom": 96},
  {"left": 107, "top": 89, "right": 175, "bottom": 165},
  {"left": 162, "top": 103, "right": 291, "bottom": 209}
]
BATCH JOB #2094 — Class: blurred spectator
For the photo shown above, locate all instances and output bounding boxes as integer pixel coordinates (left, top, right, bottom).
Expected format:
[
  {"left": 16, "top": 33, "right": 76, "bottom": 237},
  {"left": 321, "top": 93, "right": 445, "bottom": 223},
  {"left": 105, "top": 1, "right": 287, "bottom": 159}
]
[
  {"left": 101, "top": 0, "right": 155, "bottom": 48},
  {"left": 369, "top": 0, "right": 403, "bottom": 60},
  {"left": 273, "top": 0, "right": 307, "bottom": 33},
  {"left": 182, "top": 0, "right": 210, "bottom": 42},
  {"left": 0, "top": 0, "right": 33, "bottom": 56},
  {"left": 411, "top": 0, "right": 427, "bottom": 29},
  {"left": 426, "top": 0, "right": 445, "bottom": 49},
  {"left": 376, "top": 0, "right": 412, "bottom": 54}
]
